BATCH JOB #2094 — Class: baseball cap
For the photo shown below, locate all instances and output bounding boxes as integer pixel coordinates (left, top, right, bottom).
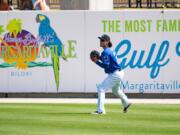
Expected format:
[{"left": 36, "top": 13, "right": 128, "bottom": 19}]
[{"left": 98, "top": 34, "right": 110, "bottom": 42}]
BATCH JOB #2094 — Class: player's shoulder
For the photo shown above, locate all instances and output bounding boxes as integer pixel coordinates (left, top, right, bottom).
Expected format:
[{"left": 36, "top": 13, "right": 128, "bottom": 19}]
[{"left": 103, "top": 48, "right": 113, "bottom": 54}]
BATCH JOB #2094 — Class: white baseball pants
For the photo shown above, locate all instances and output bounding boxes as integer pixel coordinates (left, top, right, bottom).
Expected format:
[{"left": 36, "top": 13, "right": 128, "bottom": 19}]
[{"left": 96, "top": 70, "right": 129, "bottom": 113}]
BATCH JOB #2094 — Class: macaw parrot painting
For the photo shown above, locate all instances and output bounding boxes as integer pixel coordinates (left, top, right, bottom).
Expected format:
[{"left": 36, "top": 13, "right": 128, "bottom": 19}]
[{"left": 36, "top": 14, "right": 66, "bottom": 91}]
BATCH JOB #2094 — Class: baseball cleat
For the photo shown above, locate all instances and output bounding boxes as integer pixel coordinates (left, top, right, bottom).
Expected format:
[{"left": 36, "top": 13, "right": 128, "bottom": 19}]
[
  {"left": 91, "top": 111, "right": 106, "bottom": 115},
  {"left": 123, "top": 103, "right": 131, "bottom": 113}
]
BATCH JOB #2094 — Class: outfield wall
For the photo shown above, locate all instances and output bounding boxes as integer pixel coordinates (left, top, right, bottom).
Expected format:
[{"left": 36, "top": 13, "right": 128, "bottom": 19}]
[{"left": 0, "top": 10, "right": 179, "bottom": 93}]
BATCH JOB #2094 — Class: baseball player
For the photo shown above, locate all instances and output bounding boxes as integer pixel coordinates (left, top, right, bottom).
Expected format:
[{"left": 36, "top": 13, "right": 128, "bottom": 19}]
[{"left": 90, "top": 34, "right": 131, "bottom": 114}]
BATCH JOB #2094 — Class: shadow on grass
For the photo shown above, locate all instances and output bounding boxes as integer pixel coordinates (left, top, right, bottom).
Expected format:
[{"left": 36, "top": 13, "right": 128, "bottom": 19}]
[{"left": 45, "top": 112, "right": 92, "bottom": 115}]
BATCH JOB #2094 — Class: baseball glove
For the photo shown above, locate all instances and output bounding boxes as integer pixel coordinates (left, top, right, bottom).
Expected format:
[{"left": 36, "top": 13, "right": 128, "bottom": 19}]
[{"left": 90, "top": 50, "right": 100, "bottom": 61}]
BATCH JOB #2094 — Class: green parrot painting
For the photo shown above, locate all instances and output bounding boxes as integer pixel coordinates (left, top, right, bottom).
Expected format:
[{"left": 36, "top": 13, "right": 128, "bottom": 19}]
[{"left": 36, "top": 14, "right": 66, "bottom": 91}]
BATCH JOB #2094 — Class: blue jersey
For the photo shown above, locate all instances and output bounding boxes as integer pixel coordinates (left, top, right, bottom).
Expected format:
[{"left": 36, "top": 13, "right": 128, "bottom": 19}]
[{"left": 96, "top": 48, "right": 121, "bottom": 74}]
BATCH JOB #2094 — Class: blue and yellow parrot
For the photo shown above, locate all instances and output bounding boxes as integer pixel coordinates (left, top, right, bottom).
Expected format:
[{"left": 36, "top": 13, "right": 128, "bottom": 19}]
[{"left": 36, "top": 14, "right": 66, "bottom": 91}]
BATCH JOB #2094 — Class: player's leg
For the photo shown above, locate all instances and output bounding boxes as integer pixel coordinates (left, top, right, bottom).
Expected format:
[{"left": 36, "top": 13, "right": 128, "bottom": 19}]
[
  {"left": 112, "top": 84, "right": 129, "bottom": 108},
  {"left": 112, "top": 70, "right": 131, "bottom": 113},
  {"left": 95, "top": 75, "right": 117, "bottom": 114},
  {"left": 96, "top": 87, "right": 105, "bottom": 114}
]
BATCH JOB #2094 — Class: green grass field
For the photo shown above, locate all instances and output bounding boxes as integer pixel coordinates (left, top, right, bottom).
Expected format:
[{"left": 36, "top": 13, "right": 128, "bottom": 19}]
[{"left": 0, "top": 103, "right": 180, "bottom": 135}]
